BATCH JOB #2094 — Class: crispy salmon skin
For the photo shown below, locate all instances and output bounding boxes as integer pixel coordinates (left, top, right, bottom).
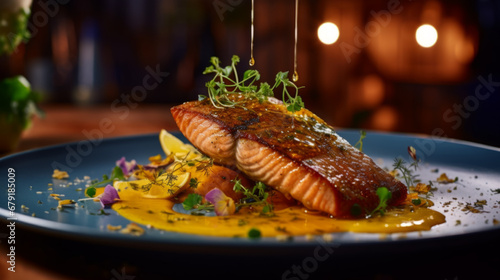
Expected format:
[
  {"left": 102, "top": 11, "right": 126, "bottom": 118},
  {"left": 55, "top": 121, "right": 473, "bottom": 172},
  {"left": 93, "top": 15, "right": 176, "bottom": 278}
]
[{"left": 171, "top": 94, "right": 407, "bottom": 218}]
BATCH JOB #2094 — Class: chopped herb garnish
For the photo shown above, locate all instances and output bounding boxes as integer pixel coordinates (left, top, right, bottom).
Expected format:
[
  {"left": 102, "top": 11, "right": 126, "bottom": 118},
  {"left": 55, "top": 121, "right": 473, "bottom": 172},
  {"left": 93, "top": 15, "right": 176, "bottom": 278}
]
[
  {"left": 189, "top": 178, "right": 199, "bottom": 189},
  {"left": 247, "top": 228, "right": 261, "bottom": 239},
  {"left": 412, "top": 198, "right": 422, "bottom": 206},
  {"left": 85, "top": 187, "right": 97, "bottom": 198}
]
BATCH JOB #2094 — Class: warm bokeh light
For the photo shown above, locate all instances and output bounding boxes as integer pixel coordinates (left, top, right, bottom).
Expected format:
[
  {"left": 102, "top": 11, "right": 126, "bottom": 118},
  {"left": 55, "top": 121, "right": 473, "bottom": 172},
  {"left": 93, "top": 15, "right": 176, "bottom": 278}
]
[
  {"left": 317, "top": 22, "right": 339, "bottom": 45},
  {"left": 416, "top": 24, "right": 438, "bottom": 48},
  {"left": 371, "top": 106, "right": 398, "bottom": 131},
  {"left": 361, "top": 75, "right": 385, "bottom": 108}
]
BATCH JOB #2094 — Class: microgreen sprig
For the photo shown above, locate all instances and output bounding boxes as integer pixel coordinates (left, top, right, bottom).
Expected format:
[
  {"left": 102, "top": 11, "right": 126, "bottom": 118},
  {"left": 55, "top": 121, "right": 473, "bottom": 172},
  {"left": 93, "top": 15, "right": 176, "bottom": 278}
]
[
  {"left": 85, "top": 166, "right": 126, "bottom": 197},
  {"left": 233, "top": 180, "right": 274, "bottom": 215},
  {"left": 202, "top": 55, "right": 304, "bottom": 113},
  {"left": 370, "top": 186, "right": 392, "bottom": 216},
  {"left": 354, "top": 130, "right": 367, "bottom": 152}
]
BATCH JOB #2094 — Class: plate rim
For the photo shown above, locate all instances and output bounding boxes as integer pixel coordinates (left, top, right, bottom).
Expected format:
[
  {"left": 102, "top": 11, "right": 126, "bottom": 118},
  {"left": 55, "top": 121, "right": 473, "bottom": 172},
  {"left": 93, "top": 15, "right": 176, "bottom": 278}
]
[{"left": 1, "top": 129, "right": 500, "bottom": 252}]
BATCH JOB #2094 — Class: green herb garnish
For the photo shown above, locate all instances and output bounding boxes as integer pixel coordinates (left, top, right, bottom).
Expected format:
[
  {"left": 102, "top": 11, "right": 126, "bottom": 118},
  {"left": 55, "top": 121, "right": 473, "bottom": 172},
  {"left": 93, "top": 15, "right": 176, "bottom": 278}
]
[
  {"left": 182, "top": 193, "right": 203, "bottom": 210},
  {"left": 181, "top": 180, "right": 274, "bottom": 216},
  {"left": 189, "top": 178, "right": 199, "bottom": 189},
  {"left": 370, "top": 187, "right": 392, "bottom": 216},
  {"left": 233, "top": 180, "right": 274, "bottom": 216},
  {"left": 85, "top": 166, "right": 126, "bottom": 196},
  {"left": 247, "top": 228, "right": 261, "bottom": 238},
  {"left": 85, "top": 187, "right": 97, "bottom": 198},
  {"left": 202, "top": 55, "right": 304, "bottom": 113}
]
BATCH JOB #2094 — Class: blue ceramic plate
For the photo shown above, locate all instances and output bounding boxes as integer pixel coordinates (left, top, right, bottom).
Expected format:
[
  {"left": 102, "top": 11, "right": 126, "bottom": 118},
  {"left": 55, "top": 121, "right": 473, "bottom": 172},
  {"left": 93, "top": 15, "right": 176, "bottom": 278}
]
[{"left": 1, "top": 130, "right": 500, "bottom": 254}]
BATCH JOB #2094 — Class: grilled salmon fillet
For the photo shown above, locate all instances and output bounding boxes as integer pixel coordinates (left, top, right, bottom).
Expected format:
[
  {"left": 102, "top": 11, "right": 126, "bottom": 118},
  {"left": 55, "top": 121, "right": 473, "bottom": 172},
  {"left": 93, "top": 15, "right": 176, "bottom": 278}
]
[{"left": 171, "top": 94, "right": 407, "bottom": 218}]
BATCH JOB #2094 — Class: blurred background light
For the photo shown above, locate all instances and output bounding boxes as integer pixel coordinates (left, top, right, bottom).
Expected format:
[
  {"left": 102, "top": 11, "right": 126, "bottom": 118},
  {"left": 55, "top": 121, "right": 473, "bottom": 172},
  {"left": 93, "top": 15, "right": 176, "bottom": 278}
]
[
  {"left": 317, "top": 22, "right": 339, "bottom": 45},
  {"left": 0, "top": 0, "right": 497, "bottom": 148},
  {"left": 416, "top": 24, "right": 438, "bottom": 48}
]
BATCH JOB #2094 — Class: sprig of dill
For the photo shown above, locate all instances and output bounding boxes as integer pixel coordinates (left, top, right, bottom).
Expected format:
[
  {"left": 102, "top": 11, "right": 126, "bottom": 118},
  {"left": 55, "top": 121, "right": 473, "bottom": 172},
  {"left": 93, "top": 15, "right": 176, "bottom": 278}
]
[
  {"left": 140, "top": 154, "right": 213, "bottom": 194},
  {"left": 202, "top": 55, "right": 304, "bottom": 113},
  {"left": 392, "top": 146, "right": 420, "bottom": 187}
]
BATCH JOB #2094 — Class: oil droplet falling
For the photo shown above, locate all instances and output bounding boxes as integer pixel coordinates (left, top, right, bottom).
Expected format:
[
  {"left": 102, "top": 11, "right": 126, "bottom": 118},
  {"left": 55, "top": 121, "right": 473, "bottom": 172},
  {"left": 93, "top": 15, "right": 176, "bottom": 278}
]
[
  {"left": 293, "top": 71, "right": 299, "bottom": 82},
  {"left": 249, "top": 57, "right": 255, "bottom": 66}
]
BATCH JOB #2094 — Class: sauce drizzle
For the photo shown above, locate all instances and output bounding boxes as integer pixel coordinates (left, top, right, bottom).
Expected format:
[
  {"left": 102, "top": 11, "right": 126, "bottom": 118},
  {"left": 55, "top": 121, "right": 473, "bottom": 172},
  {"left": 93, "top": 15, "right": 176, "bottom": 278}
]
[{"left": 112, "top": 185, "right": 445, "bottom": 238}]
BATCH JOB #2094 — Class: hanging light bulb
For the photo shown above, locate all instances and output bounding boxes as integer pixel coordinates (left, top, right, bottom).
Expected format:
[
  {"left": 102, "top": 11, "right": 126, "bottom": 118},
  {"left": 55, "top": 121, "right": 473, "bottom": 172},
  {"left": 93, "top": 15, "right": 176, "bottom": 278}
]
[
  {"left": 416, "top": 24, "right": 438, "bottom": 48},
  {"left": 317, "top": 22, "right": 340, "bottom": 45}
]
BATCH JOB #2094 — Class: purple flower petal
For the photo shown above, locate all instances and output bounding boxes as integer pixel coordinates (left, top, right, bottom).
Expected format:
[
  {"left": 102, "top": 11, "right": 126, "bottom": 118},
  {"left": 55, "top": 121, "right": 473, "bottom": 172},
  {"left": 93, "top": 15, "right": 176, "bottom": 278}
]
[
  {"left": 205, "top": 188, "right": 235, "bottom": 216},
  {"left": 100, "top": 184, "right": 120, "bottom": 208},
  {"left": 116, "top": 157, "right": 137, "bottom": 177},
  {"left": 205, "top": 188, "right": 226, "bottom": 205}
]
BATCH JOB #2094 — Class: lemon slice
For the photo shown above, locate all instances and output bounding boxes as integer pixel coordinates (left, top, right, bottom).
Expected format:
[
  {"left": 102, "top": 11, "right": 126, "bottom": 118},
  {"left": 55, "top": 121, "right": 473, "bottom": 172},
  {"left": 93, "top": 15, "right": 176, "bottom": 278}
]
[
  {"left": 142, "top": 172, "right": 191, "bottom": 199},
  {"left": 114, "top": 179, "right": 150, "bottom": 199},
  {"left": 159, "top": 129, "right": 201, "bottom": 160},
  {"left": 114, "top": 172, "right": 191, "bottom": 199}
]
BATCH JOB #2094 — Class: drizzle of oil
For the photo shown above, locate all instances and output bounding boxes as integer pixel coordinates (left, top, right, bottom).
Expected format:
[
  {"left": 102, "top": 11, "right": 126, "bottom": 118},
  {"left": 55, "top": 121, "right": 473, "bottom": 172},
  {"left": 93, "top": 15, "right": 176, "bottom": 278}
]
[
  {"left": 112, "top": 186, "right": 445, "bottom": 238},
  {"left": 249, "top": 0, "right": 255, "bottom": 66},
  {"left": 292, "top": 0, "right": 299, "bottom": 82}
]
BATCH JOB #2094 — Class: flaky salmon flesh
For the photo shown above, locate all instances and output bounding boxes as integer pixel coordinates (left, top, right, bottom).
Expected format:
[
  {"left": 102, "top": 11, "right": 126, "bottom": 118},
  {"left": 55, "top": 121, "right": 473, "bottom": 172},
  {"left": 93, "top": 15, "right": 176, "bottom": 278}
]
[{"left": 171, "top": 94, "right": 407, "bottom": 218}]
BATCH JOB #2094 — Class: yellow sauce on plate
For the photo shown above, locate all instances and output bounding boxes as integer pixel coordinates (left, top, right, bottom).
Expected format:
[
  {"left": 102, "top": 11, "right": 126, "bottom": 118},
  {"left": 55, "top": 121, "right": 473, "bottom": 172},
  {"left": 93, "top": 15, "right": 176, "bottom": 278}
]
[{"left": 112, "top": 186, "right": 445, "bottom": 237}]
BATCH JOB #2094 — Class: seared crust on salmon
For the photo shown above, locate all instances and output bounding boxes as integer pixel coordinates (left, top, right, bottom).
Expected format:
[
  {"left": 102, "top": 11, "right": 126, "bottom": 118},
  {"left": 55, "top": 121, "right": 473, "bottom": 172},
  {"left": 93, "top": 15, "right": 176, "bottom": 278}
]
[{"left": 171, "top": 94, "right": 407, "bottom": 218}]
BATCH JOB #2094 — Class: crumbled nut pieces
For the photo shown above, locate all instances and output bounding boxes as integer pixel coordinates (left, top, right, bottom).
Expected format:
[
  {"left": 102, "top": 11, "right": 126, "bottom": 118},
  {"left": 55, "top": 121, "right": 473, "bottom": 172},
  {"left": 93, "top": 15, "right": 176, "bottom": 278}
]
[
  {"left": 57, "top": 199, "right": 76, "bottom": 209},
  {"left": 107, "top": 224, "right": 123, "bottom": 231},
  {"left": 52, "top": 169, "right": 69, "bottom": 180},
  {"left": 412, "top": 183, "right": 431, "bottom": 194},
  {"left": 474, "top": 200, "right": 487, "bottom": 207},
  {"left": 436, "top": 173, "right": 457, "bottom": 184},
  {"left": 453, "top": 199, "right": 489, "bottom": 214},
  {"left": 120, "top": 223, "right": 145, "bottom": 236},
  {"left": 50, "top": 193, "right": 65, "bottom": 201}
]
